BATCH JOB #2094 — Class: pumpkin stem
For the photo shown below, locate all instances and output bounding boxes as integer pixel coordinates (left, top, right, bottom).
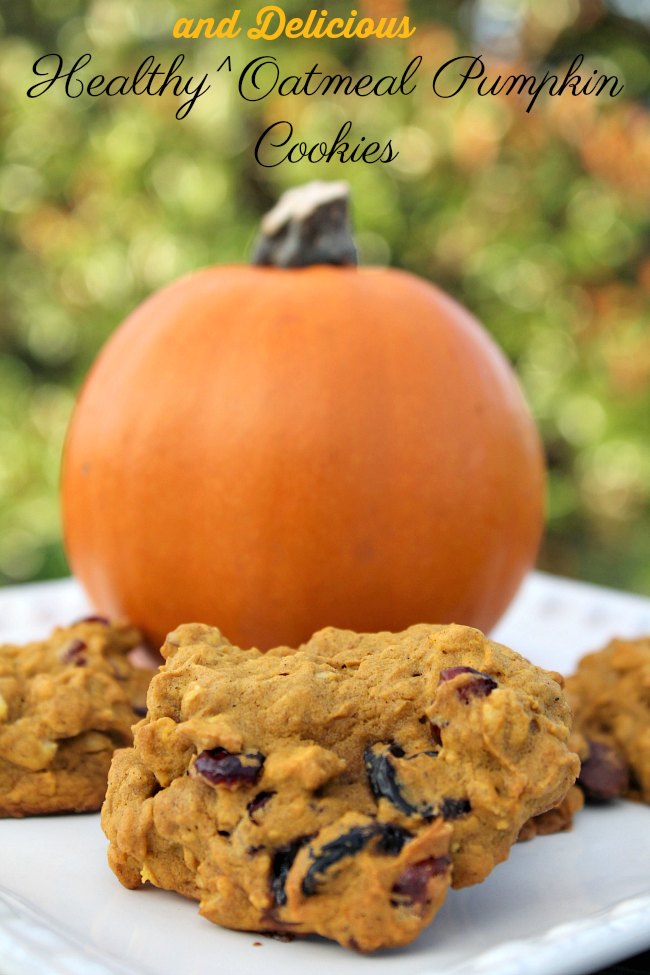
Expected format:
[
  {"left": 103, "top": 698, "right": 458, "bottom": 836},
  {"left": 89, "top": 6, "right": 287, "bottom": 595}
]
[{"left": 252, "top": 181, "right": 358, "bottom": 268}]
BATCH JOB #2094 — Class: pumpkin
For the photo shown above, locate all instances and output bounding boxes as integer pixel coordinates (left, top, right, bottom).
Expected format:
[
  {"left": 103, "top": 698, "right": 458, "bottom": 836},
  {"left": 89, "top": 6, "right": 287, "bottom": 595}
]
[{"left": 61, "top": 182, "right": 545, "bottom": 650}]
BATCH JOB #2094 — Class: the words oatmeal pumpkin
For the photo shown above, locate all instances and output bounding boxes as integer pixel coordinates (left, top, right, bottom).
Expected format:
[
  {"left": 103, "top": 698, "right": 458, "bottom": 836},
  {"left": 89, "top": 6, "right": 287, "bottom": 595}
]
[{"left": 61, "top": 183, "right": 545, "bottom": 650}]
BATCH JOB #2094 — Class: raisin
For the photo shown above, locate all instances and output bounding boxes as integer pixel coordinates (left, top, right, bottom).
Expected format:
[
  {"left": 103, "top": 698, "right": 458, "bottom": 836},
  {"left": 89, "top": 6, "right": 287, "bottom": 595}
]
[
  {"left": 578, "top": 739, "right": 629, "bottom": 802},
  {"left": 440, "top": 797, "right": 471, "bottom": 820},
  {"left": 133, "top": 704, "right": 147, "bottom": 717},
  {"left": 271, "top": 836, "right": 314, "bottom": 906},
  {"left": 302, "top": 826, "right": 374, "bottom": 896},
  {"left": 419, "top": 715, "right": 444, "bottom": 746},
  {"left": 61, "top": 639, "right": 88, "bottom": 666},
  {"left": 194, "top": 747, "right": 264, "bottom": 789},
  {"left": 247, "top": 790, "right": 275, "bottom": 820},
  {"left": 301, "top": 823, "right": 413, "bottom": 896},
  {"left": 439, "top": 666, "right": 497, "bottom": 702},
  {"left": 429, "top": 722, "right": 443, "bottom": 747},
  {"left": 391, "top": 856, "right": 451, "bottom": 905},
  {"left": 364, "top": 745, "right": 433, "bottom": 819},
  {"left": 629, "top": 767, "right": 642, "bottom": 795},
  {"left": 375, "top": 823, "right": 412, "bottom": 855}
]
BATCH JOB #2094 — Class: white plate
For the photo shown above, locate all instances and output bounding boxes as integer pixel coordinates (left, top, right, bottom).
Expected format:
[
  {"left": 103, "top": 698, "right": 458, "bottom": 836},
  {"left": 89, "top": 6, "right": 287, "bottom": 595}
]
[{"left": 1, "top": 573, "right": 650, "bottom": 975}]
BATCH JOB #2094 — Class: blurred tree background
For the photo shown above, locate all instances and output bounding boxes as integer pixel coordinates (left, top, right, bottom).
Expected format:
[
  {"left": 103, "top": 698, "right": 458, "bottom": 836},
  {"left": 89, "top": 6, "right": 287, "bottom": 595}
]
[{"left": 0, "top": 0, "right": 649, "bottom": 595}]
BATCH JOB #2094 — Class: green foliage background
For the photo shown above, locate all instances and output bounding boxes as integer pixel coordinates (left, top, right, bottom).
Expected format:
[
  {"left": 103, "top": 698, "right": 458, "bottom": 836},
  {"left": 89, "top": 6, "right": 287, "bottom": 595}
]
[{"left": 1, "top": 0, "right": 649, "bottom": 594}]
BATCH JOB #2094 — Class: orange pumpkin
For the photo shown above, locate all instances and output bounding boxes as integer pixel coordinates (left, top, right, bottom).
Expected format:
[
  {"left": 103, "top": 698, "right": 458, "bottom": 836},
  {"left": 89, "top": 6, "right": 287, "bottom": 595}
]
[{"left": 61, "top": 182, "right": 545, "bottom": 650}]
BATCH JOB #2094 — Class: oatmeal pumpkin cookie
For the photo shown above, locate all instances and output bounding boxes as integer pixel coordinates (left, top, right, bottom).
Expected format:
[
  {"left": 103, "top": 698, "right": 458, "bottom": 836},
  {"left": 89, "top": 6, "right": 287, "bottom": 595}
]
[
  {"left": 566, "top": 636, "right": 650, "bottom": 804},
  {"left": 102, "top": 622, "right": 579, "bottom": 952},
  {"left": 0, "top": 618, "right": 151, "bottom": 816},
  {"left": 517, "top": 785, "right": 585, "bottom": 841}
]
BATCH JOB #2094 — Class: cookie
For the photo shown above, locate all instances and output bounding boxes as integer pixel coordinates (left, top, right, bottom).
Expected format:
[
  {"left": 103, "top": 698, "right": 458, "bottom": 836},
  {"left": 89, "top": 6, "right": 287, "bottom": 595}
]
[
  {"left": 102, "top": 622, "right": 579, "bottom": 951},
  {"left": 0, "top": 618, "right": 151, "bottom": 816},
  {"left": 566, "top": 636, "right": 650, "bottom": 804},
  {"left": 517, "top": 785, "right": 584, "bottom": 841}
]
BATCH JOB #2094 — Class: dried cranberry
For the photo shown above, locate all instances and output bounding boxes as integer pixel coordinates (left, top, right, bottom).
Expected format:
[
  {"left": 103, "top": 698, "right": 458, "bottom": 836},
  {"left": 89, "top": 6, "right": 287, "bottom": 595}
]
[
  {"left": 391, "top": 856, "right": 451, "bottom": 904},
  {"left": 579, "top": 739, "right": 629, "bottom": 802},
  {"left": 439, "top": 666, "right": 497, "bottom": 702},
  {"left": 194, "top": 747, "right": 264, "bottom": 789},
  {"left": 74, "top": 614, "right": 110, "bottom": 625},
  {"left": 247, "top": 790, "right": 275, "bottom": 821},
  {"left": 61, "top": 639, "right": 88, "bottom": 666}
]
